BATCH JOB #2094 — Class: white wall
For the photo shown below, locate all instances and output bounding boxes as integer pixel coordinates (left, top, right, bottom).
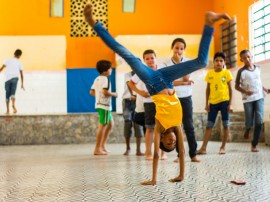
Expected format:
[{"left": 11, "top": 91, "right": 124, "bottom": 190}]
[
  {"left": 0, "top": 36, "right": 67, "bottom": 115},
  {"left": 0, "top": 71, "right": 67, "bottom": 114}
]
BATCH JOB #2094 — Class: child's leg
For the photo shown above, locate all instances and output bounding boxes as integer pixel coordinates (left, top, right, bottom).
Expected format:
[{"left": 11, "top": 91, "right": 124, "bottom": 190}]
[
  {"left": 145, "top": 128, "right": 154, "bottom": 160},
  {"left": 123, "top": 99, "right": 133, "bottom": 155},
  {"left": 180, "top": 97, "right": 198, "bottom": 160},
  {"left": 136, "top": 137, "right": 144, "bottom": 156},
  {"left": 94, "top": 124, "right": 107, "bottom": 155},
  {"left": 5, "top": 81, "right": 11, "bottom": 114},
  {"left": 220, "top": 126, "right": 229, "bottom": 154},
  {"left": 11, "top": 97, "right": 17, "bottom": 114},
  {"left": 10, "top": 78, "right": 18, "bottom": 114},
  {"left": 84, "top": 5, "right": 156, "bottom": 84},
  {"left": 134, "top": 123, "right": 144, "bottom": 156},
  {"left": 197, "top": 128, "right": 212, "bottom": 154},
  {"left": 100, "top": 119, "right": 114, "bottom": 153},
  {"left": 123, "top": 120, "right": 132, "bottom": 155},
  {"left": 159, "top": 13, "right": 230, "bottom": 82},
  {"left": 92, "top": 22, "right": 156, "bottom": 83},
  {"left": 220, "top": 101, "right": 230, "bottom": 154},
  {"left": 252, "top": 98, "right": 264, "bottom": 150},
  {"left": 124, "top": 136, "right": 131, "bottom": 155},
  {"left": 144, "top": 103, "right": 155, "bottom": 159},
  {"left": 159, "top": 25, "right": 214, "bottom": 82},
  {"left": 5, "top": 101, "right": 10, "bottom": 115},
  {"left": 198, "top": 104, "right": 219, "bottom": 154},
  {"left": 243, "top": 102, "right": 254, "bottom": 138}
]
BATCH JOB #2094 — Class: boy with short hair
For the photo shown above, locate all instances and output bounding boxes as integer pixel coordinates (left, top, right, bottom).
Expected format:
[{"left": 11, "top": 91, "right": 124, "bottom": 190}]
[
  {"left": 197, "top": 52, "right": 233, "bottom": 155},
  {"left": 90, "top": 60, "right": 118, "bottom": 155},
  {"left": 235, "top": 50, "right": 270, "bottom": 152},
  {"left": 122, "top": 70, "right": 144, "bottom": 156}
]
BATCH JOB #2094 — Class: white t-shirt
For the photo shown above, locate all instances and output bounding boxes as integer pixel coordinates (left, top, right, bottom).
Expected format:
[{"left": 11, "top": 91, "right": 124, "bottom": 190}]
[
  {"left": 131, "top": 74, "right": 153, "bottom": 103},
  {"left": 162, "top": 57, "right": 192, "bottom": 98},
  {"left": 3, "top": 58, "right": 23, "bottom": 82},
  {"left": 236, "top": 65, "right": 264, "bottom": 103},
  {"left": 122, "top": 71, "right": 135, "bottom": 99},
  {"left": 134, "top": 80, "right": 145, "bottom": 113},
  {"left": 91, "top": 75, "right": 112, "bottom": 110}
]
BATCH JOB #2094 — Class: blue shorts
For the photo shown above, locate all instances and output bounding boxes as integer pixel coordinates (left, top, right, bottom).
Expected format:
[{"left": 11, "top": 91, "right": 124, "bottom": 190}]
[
  {"left": 207, "top": 101, "right": 230, "bottom": 128},
  {"left": 5, "top": 78, "right": 19, "bottom": 102}
]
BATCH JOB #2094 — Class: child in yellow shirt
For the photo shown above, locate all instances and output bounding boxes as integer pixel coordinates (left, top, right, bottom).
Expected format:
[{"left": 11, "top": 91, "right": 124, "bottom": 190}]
[{"left": 197, "top": 52, "right": 233, "bottom": 155}]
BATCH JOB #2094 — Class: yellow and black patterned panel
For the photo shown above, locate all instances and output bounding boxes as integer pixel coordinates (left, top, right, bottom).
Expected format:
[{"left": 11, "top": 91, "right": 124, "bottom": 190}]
[{"left": 70, "top": 0, "right": 108, "bottom": 37}]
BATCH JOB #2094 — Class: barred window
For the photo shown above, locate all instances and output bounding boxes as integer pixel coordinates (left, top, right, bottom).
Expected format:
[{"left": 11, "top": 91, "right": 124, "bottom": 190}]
[
  {"left": 220, "top": 17, "right": 237, "bottom": 68},
  {"left": 249, "top": 0, "right": 270, "bottom": 62}
]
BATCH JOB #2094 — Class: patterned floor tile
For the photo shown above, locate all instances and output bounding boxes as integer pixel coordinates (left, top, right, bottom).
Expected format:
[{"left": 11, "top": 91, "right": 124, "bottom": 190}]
[{"left": 0, "top": 142, "right": 270, "bottom": 201}]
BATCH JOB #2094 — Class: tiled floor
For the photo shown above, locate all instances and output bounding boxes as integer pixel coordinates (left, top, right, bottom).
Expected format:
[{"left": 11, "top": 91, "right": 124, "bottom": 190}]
[{"left": 0, "top": 142, "right": 270, "bottom": 202}]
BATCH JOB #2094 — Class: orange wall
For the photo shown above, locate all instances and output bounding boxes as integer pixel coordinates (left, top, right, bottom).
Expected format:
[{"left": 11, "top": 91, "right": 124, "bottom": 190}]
[
  {"left": 0, "top": 0, "right": 69, "bottom": 35},
  {"left": 1, "top": 0, "right": 255, "bottom": 69},
  {"left": 213, "top": 0, "right": 259, "bottom": 66},
  {"left": 69, "top": 0, "right": 214, "bottom": 68}
]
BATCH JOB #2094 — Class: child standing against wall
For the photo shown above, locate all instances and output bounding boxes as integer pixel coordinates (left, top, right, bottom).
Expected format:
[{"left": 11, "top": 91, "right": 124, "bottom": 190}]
[
  {"left": 90, "top": 60, "right": 118, "bottom": 155},
  {"left": 197, "top": 52, "right": 233, "bottom": 155}
]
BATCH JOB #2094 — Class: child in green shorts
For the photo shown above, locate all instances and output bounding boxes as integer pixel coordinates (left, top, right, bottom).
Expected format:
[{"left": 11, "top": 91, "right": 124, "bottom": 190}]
[{"left": 90, "top": 60, "right": 118, "bottom": 155}]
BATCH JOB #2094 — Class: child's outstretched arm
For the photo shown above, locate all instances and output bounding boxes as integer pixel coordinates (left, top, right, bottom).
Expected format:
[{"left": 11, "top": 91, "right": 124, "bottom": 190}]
[
  {"left": 140, "top": 120, "right": 164, "bottom": 185},
  {"left": 169, "top": 126, "right": 185, "bottom": 182}
]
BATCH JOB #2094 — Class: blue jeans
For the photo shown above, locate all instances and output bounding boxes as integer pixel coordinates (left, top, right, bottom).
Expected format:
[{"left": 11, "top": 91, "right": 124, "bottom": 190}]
[
  {"left": 5, "top": 77, "right": 19, "bottom": 102},
  {"left": 179, "top": 96, "right": 197, "bottom": 158},
  {"left": 243, "top": 98, "right": 264, "bottom": 147},
  {"left": 207, "top": 101, "right": 230, "bottom": 128},
  {"left": 93, "top": 22, "right": 214, "bottom": 95}
]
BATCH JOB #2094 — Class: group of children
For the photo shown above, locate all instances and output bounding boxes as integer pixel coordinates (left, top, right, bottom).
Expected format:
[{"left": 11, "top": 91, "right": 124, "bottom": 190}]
[{"left": 85, "top": 3, "right": 269, "bottom": 185}]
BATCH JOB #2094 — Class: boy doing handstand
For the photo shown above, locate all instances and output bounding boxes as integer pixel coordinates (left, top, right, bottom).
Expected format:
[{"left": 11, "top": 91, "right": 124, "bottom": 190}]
[{"left": 84, "top": 4, "right": 230, "bottom": 185}]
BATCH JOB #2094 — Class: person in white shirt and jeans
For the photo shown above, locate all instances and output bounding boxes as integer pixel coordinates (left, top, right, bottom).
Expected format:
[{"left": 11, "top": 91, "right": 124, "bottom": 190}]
[{"left": 0, "top": 49, "right": 24, "bottom": 114}]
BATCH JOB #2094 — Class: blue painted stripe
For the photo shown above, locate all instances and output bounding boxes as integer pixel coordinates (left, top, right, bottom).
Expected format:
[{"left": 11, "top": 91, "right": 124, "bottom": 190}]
[{"left": 67, "top": 68, "right": 116, "bottom": 113}]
